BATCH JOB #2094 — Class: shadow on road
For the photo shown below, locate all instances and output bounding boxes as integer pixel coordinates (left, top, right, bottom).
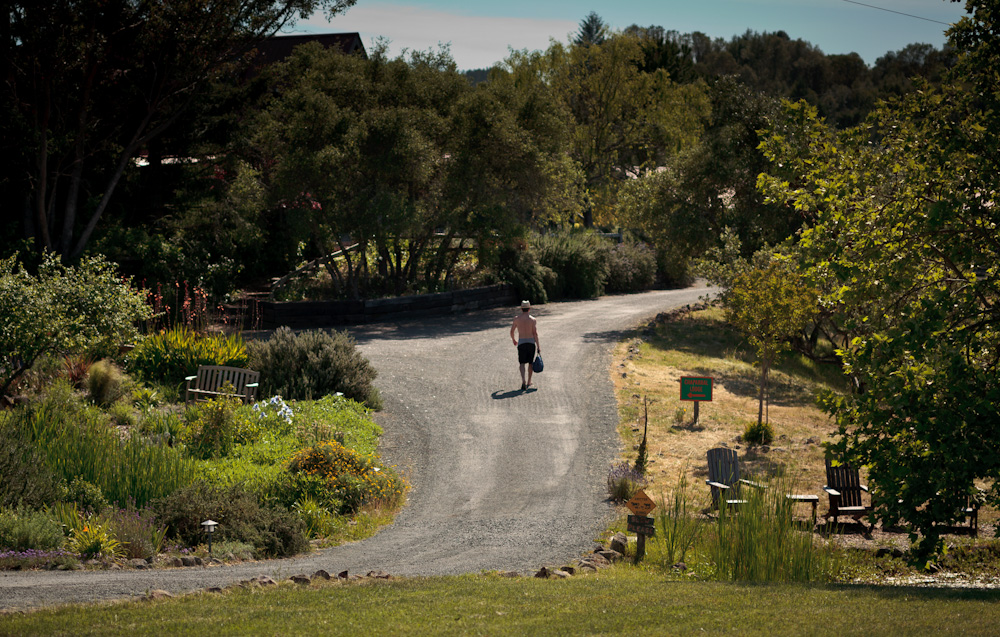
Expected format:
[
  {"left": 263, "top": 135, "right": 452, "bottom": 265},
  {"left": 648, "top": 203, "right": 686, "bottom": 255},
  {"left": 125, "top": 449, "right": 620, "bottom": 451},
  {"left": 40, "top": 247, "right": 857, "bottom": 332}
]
[{"left": 491, "top": 388, "right": 525, "bottom": 400}]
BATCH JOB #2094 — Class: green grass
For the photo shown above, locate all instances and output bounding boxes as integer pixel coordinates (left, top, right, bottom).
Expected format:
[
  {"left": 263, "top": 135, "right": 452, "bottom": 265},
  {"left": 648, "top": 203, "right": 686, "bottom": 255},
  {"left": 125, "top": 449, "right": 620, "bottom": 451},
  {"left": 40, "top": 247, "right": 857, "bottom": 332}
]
[{"left": 4, "top": 569, "right": 1000, "bottom": 636}]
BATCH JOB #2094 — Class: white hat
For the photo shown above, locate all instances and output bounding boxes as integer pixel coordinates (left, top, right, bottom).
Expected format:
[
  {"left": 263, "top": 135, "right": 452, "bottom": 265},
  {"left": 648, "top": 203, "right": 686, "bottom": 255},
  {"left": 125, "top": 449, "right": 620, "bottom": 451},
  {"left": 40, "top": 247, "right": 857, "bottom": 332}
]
[{"left": 521, "top": 300, "right": 530, "bottom": 308}]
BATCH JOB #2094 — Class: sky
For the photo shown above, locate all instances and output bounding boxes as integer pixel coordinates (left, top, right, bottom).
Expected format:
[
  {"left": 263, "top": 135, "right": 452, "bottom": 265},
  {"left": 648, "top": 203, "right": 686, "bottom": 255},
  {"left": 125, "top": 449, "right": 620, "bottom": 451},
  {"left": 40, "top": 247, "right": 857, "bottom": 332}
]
[{"left": 287, "top": 0, "right": 969, "bottom": 71}]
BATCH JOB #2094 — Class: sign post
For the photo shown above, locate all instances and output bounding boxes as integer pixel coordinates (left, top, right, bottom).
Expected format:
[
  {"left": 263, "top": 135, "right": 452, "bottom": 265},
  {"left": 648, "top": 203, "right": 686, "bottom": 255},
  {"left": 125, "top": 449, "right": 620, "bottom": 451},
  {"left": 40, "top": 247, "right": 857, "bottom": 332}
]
[
  {"left": 625, "top": 489, "right": 657, "bottom": 563},
  {"left": 679, "top": 376, "right": 713, "bottom": 425}
]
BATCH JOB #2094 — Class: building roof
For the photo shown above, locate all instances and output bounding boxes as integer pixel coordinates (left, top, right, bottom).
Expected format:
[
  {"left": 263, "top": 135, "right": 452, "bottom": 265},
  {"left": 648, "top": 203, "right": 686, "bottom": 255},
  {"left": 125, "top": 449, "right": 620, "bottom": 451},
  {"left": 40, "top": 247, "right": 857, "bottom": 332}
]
[{"left": 250, "top": 33, "right": 367, "bottom": 68}]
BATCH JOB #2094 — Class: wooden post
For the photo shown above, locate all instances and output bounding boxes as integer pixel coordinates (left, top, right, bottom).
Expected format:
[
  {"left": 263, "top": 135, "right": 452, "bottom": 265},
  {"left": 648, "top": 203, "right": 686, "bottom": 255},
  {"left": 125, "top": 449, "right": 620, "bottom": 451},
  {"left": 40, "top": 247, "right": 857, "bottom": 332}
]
[{"left": 692, "top": 400, "right": 700, "bottom": 425}]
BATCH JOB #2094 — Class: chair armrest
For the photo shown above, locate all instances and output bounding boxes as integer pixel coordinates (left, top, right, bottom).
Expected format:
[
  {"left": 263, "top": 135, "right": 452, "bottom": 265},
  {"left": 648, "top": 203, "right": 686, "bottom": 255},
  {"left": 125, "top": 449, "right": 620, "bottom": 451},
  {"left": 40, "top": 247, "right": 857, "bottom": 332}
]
[
  {"left": 706, "top": 481, "right": 730, "bottom": 490},
  {"left": 185, "top": 375, "right": 197, "bottom": 382},
  {"left": 245, "top": 382, "right": 259, "bottom": 388},
  {"left": 859, "top": 484, "right": 869, "bottom": 492},
  {"left": 740, "top": 479, "right": 766, "bottom": 489},
  {"left": 822, "top": 486, "right": 840, "bottom": 496}
]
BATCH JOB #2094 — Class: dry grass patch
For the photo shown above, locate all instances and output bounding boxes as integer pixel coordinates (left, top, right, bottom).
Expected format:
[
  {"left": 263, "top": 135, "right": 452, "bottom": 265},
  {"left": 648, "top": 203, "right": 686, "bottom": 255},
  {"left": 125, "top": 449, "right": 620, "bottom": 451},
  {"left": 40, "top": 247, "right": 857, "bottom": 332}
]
[{"left": 611, "top": 306, "right": 845, "bottom": 516}]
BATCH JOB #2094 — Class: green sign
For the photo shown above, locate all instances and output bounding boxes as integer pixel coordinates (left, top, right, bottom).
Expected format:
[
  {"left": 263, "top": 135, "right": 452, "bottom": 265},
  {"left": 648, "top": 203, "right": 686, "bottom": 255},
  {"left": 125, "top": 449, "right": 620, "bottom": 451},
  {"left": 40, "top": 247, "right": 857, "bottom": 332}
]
[{"left": 679, "top": 376, "right": 713, "bottom": 401}]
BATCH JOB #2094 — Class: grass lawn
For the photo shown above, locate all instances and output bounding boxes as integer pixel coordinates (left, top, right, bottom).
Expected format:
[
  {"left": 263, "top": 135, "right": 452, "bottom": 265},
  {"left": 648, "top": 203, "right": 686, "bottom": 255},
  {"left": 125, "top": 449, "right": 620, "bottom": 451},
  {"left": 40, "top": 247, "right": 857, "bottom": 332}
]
[{"left": 3, "top": 568, "right": 1000, "bottom": 636}]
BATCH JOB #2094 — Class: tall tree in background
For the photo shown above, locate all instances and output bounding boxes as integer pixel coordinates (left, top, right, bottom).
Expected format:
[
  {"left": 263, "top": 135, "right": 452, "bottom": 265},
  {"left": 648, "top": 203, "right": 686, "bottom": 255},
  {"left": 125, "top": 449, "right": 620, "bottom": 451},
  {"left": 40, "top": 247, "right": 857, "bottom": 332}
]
[
  {"left": 759, "top": 0, "right": 998, "bottom": 558},
  {"left": 574, "top": 11, "right": 607, "bottom": 46},
  {"left": 1, "top": 0, "right": 355, "bottom": 261}
]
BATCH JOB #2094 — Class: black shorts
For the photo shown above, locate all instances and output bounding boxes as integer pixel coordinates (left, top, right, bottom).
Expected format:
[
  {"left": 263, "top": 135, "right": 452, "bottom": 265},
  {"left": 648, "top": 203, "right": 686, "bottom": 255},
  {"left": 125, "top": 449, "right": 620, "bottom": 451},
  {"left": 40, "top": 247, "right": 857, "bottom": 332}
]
[{"left": 518, "top": 342, "right": 536, "bottom": 365}]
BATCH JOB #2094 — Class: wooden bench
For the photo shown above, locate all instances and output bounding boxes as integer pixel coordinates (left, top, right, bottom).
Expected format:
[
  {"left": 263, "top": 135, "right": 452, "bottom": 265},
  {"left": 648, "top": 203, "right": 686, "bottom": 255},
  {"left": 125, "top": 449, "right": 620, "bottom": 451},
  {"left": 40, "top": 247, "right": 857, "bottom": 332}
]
[{"left": 185, "top": 365, "right": 260, "bottom": 405}]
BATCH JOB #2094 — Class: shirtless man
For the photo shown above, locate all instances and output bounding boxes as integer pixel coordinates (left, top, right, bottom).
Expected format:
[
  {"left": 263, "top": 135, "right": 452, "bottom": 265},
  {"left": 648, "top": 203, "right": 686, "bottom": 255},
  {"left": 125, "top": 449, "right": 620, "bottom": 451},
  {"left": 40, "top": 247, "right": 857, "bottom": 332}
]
[{"left": 510, "top": 300, "right": 540, "bottom": 391}]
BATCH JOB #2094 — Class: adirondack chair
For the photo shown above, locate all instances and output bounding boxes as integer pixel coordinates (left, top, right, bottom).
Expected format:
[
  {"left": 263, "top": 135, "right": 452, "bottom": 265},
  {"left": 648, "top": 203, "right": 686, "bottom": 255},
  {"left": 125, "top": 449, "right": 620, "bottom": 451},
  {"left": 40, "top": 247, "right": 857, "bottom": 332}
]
[
  {"left": 822, "top": 458, "right": 873, "bottom": 528},
  {"left": 705, "top": 448, "right": 764, "bottom": 510}
]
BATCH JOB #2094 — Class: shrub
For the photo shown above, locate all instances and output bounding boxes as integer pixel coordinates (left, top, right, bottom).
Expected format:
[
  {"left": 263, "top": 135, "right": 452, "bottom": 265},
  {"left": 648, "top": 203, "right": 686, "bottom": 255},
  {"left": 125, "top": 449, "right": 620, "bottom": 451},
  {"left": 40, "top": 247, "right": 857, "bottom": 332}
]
[
  {"left": 491, "top": 243, "right": 549, "bottom": 305},
  {"left": 0, "top": 508, "right": 65, "bottom": 551},
  {"left": 292, "top": 496, "right": 338, "bottom": 538},
  {"left": 67, "top": 517, "right": 123, "bottom": 560},
  {"left": 150, "top": 483, "right": 309, "bottom": 558},
  {"left": 183, "top": 395, "right": 241, "bottom": 460},
  {"left": 247, "top": 327, "right": 381, "bottom": 408},
  {"left": 86, "top": 359, "right": 129, "bottom": 407},
  {"left": 105, "top": 507, "right": 167, "bottom": 560},
  {"left": 286, "top": 441, "right": 407, "bottom": 514},
  {"left": 0, "top": 415, "right": 62, "bottom": 509},
  {"left": 743, "top": 420, "right": 775, "bottom": 447},
  {"left": 126, "top": 326, "right": 248, "bottom": 386},
  {"left": 607, "top": 462, "right": 647, "bottom": 502},
  {"left": 292, "top": 395, "right": 381, "bottom": 453},
  {"left": 63, "top": 477, "right": 108, "bottom": 514},
  {"left": 605, "top": 242, "right": 657, "bottom": 294},
  {"left": 533, "top": 231, "right": 610, "bottom": 299}
]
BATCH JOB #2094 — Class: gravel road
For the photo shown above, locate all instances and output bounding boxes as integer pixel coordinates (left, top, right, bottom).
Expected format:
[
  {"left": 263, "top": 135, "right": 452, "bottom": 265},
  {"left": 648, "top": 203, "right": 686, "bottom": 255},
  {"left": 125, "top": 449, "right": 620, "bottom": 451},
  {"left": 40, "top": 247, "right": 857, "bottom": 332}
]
[{"left": 0, "top": 285, "right": 712, "bottom": 611}]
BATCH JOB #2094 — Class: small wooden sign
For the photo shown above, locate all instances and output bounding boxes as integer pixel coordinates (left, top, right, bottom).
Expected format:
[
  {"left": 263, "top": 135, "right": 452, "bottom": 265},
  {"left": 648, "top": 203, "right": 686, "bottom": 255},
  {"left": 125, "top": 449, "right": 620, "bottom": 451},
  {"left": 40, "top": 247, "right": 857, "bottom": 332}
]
[
  {"left": 625, "top": 489, "right": 656, "bottom": 516},
  {"left": 680, "top": 376, "right": 713, "bottom": 401}
]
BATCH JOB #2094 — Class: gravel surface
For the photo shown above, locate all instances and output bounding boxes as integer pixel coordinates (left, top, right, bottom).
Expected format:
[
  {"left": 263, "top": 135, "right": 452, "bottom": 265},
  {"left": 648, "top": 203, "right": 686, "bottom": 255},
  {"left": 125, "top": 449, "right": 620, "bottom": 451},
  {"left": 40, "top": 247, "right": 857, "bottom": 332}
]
[{"left": 0, "top": 286, "right": 712, "bottom": 611}]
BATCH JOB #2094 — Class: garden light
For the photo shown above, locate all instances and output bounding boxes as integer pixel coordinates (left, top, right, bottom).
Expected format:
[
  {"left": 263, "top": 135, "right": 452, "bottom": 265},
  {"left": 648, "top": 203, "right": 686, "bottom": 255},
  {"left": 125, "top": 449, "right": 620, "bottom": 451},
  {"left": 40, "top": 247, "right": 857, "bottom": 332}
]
[{"left": 201, "top": 519, "right": 218, "bottom": 555}]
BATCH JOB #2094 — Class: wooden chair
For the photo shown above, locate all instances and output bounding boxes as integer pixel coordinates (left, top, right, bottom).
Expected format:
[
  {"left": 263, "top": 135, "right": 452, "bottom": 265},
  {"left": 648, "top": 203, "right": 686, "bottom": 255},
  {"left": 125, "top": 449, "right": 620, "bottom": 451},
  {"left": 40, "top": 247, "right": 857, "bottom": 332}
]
[
  {"left": 822, "top": 458, "right": 873, "bottom": 528},
  {"left": 705, "top": 448, "right": 764, "bottom": 510}
]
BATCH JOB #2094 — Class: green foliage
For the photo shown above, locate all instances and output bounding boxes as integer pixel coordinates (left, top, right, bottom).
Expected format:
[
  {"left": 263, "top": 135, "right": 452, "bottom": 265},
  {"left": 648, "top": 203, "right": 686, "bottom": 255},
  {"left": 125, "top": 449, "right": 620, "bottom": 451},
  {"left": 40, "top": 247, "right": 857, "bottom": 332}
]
[
  {"left": 292, "top": 496, "right": 339, "bottom": 539},
  {"left": 104, "top": 507, "right": 167, "bottom": 560},
  {"left": 707, "top": 484, "right": 830, "bottom": 582},
  {"left": 86, "top": 359, "right": 129, "bottom": 407},
  {"left": 291, "top": 394, "right": 381, "bottom": 453},
  {"left": 247, "top": 327, "right": 380, "bottom": 407},
  {"left": 723, "top": 259, "right": 816, "bottom": 425},
  {"left": 150, "top": 483, "right": 309, "bottom": 558},
  {"left": 67, "top": 517, "right": 123, "bottom": 560},
  {"left": 655, "top": 472, "right": 704, "bottom": 565},
  {"left": 742, "top": 420, "right": 775, "bottom": 447},
  {"left": 63, "top": 477, "right": 109, "bottom": 514},
  {"left": 490, "top": 243, "right": 550, "bottom": 305},
  {"left": 126, "top": 326, "right": 248, "bottom": 386},
  {"left": 286, "top": 441, "right": 407, "bottom": 514},
  {"left": 532, "top": 231, "right": 609, "bottom": 299},
  {"left": 183, "top": 395, "right": 241, "bottom": 460},
  {"left": 0, "top": 252, "right": 152, "bottom": 397},
  {"left": 0, "top": 507, "right": 66, "bottom": 551},
  {"left": 0, "top": 414, "right": 63, "bottom": 509},
  {"left": 14, "top": 385, "right": 196, "bottom": 507},
  {"left": 604, "top": 242, "right": 656, "bottom": 294}
]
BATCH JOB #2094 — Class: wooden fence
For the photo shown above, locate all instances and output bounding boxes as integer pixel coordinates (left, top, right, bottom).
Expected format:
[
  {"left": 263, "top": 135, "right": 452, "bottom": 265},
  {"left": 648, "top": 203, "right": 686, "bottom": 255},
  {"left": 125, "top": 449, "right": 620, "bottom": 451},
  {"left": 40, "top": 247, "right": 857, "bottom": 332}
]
[{"left": 256, "top": 284, "right": 517, "bottom": 329}]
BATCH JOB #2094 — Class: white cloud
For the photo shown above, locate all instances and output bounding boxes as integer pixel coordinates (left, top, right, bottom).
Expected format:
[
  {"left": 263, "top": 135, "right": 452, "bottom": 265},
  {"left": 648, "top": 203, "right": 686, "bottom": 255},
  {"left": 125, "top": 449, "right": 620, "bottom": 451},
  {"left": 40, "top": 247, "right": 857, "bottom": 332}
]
[{"left": 290, "top": 3, "right": 577, "bottom": 70}]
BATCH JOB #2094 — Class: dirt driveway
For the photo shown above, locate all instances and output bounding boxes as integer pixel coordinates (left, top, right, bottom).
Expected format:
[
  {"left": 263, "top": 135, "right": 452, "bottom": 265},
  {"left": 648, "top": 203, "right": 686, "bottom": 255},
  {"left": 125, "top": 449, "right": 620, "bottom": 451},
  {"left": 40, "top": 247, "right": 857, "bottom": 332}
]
[{"left": 0, "top": 285, "right": 713, "bottom": 610}]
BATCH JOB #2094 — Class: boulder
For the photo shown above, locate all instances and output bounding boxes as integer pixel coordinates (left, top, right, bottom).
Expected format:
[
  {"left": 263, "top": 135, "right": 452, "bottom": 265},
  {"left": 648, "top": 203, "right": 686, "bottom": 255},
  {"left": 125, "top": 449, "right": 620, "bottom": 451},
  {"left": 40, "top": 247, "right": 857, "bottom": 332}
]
[
  {"left": 313, "top": 569, "right": 332, "bottom": 580},
  {"left": 290, "top": 574, "right": 311, "bottom": 585},
  {"left": 143, "top": 590, "right": 174, "bottom": 601},
  {"left": 609, "top": 532, "right": 629, "bottom": 555}
]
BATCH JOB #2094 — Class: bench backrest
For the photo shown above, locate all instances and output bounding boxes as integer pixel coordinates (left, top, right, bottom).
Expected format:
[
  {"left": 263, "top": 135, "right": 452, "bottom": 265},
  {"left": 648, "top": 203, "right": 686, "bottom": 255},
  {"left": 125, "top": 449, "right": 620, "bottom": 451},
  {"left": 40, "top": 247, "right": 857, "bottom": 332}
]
[{"left": 193, "top": 365, "right": 260, "bottom": 394}]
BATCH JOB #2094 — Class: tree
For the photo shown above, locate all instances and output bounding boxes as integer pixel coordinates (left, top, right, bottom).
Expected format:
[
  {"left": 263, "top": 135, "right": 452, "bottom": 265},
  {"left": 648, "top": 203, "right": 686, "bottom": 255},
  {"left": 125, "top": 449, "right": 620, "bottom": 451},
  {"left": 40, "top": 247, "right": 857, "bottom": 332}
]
[
  {"left": 0, "top": 252, "right": 152, "bottom": 398},
  {"left": 574, "top": 11, "right": 607, "bottom": 47},
  {"left": 723, "top": 260, "right": 816, "bottom": 425},
  {"left": 758, "top": 1, "right": 1000, "bottom": 558},
  {"left": 1, "top": 0, "right": 356, "bottom": 261}
]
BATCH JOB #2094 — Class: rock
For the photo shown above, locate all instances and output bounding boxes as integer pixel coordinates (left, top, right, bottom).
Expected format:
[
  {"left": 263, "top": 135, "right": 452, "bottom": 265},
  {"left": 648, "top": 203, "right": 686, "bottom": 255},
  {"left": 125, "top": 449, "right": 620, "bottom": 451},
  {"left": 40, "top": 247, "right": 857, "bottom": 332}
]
[
  {"left": 144, "top": 590, "right": 174, "bottom": 601},
  {"left": 578, "top": 563, "right": 599, "bottom": 573},
  {"left": 560, "top": 566, "right": 576, "bottom": 576},
  {"left": 210, "top": 558, "right": 224, "bottom": 566},
  {"left": 534, "top": 566, "right": 552, "bottom": 579},
  {"left": 498, "top": 571, "right": 520, "bottom": 578},
  {"left": 290, "top": 574, "right": 311, "bottom": 585},
  {"left": 251, "top": 575, "right": 277, "bottom": 587},
  {"left": 585, "top": 553, "right": 610, "bottom": 567},
  {"left": 313, "top": 569, "right": 332, "bottom": 580},
  {"left": 194, "top": 556, "right": 204, "bottom": 566},
  {"left": 550, "top": 569, "right": 571, "bottom": 579},
  {"left": 609, "top": 532, "right": 629, "bottom": 555},
  {"left": 129, "top": 558, "right": 149, "bottom": 570},
  {"left": 171, "top": 557, "right": 183, "bottom": 568},
  {"left": 180, "top": 556, "right": 197, "bottom": 567},
  {"left": 672, "top": 562, "right": 687, "bottom": 571},
  {"left": 597, "top": 550, "right": 623, "bottom": 563},
  {"left": 366, "top": 570, "right": 391, "bottom": 580},
  {"left": 108, "top": 563, "right": 121, "bottom": 571},
  {"left": 337, "top": 570, "right": 350, "bottom": 580},
  {"left": 204, "top": 587, "right": 224, "bottom": 594}
]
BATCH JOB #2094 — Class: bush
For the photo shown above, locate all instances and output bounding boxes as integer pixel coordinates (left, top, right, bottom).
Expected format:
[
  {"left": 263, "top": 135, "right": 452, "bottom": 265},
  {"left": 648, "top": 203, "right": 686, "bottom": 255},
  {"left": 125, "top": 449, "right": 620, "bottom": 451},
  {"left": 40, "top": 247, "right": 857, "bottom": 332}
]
[
  {"left": 743, "top": 420, "right": 775, "bottom": 447},
  {"left": 0, "top": 508, "right": 65, "bottom": 551},
  {"left": 0, "top": 415, "right": 62, "bottom": 509},
  {"left": 67, "top": 517, "right": 123, "bottom": 560},
  {"left": 247, "top": 327, "right": 381, "bottom": 408},
  {"left": 183, "top": 395, "right": 241, "bottom": 460},
  {"left": 105, "top": 507, "right": 166, "bottom": 560},
  {"left": 607, "top": 462, "right": 647, "bottom": 502},
  {"left": 286, "top": 441, "right": 407, "bottom": 514},
  {"left": 63, "top": 477, "right": 108, "bottom": 514},
  {"left": 151, "top": 483, "right": 309, "bottom": 558},
  {"left": 86, "top": 359, "right": 130, "bottom": 407},
  {"left": 605, "top": 242, "right": 657, "bottom": 294},
  {"left": 533, "top": 231, "right": 610, "bottom": 299},
  {"left": 292, "top": 395, "right": 381, "bottom": 453},
  {"left": 492, "top": 243, "right": 549, "bottom": 305},
  {"left": 126, "top": 326, "right": 248, "bottom": 386}
]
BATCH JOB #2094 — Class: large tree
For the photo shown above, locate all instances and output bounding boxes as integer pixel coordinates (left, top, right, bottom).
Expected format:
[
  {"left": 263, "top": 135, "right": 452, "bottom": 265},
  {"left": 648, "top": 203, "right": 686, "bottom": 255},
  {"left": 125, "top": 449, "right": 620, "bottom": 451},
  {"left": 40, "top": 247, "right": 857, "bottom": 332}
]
[
  {"left": 759, "top": 1, "right": 999, "bottom": 557},
  {"left": 1, "top": 0, "right": 355, "bottom": 261}
]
